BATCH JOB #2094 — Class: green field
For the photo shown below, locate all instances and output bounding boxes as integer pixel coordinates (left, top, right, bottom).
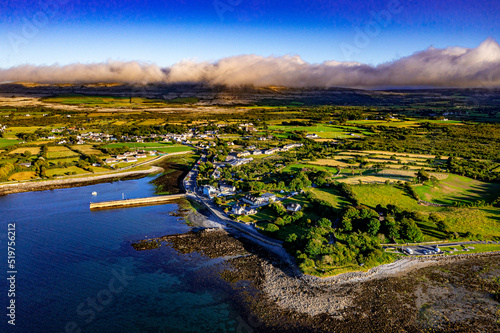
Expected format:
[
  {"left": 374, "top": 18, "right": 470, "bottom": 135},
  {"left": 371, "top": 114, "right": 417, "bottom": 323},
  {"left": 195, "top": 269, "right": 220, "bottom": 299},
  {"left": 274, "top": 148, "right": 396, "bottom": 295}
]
[
  {"left": 101, "top": 142, "right": 176, "bottom": 149},
  {"left": 0, "top": 138, "right": 21, "bottom": 148},
  {"left": 436, "top": 243, "right": 500, "bottom": 255},
  {"left": 353, "top": 184, "right": 434, "bottom": 211},
  {"left": 46, "top": 166, "right": 88, "bottom": 177},
  {"left": 308, "top": 188, "right": 349, "bottom": 212},
  {"left": 414, "top": 174, "right": 500, "bottom": 205},
  {"left": 2, "top": 126, "right": 41, "bottom": 139},
  {"left": 74, "top": 145, "right": 103, "bottom": 155},
  {"left": 41, "top": 95, "right": 181, "bottom": 108},
  {"left": 268, "top": 124, "right": 366, "bottom": 139},
  {"left": 352, "top": 183, "right": 500, "bottom": 239},
  {"left": 282, "top": 163, "right": 338, "bottom": 173},
  {"left": 46, "top": 147, "right": 79, "bottom": 159},
  {"left": 148, "top": 146, "right": 194, "bottom": 153},
  {"left": 443, "top": 208, "right": 500, "bottom": 237},
  {"left": 101, "top": 142, "right": 195, "bottom": 154}
]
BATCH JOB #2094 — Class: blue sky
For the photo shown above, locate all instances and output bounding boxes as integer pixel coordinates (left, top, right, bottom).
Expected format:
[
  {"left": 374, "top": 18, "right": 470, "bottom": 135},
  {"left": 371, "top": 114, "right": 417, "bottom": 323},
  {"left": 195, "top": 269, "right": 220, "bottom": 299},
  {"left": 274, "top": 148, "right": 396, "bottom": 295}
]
[{"left": 0, "top": 0, "right": 498, "bottom": 68}]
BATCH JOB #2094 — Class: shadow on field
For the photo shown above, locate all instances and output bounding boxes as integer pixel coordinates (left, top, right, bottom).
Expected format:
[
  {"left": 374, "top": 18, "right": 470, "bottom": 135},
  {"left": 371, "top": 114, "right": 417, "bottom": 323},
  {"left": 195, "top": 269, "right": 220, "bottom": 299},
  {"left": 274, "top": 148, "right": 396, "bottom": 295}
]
[
  {"left": 482, "top": 208, "right": 500, "bottom": 223},
  {"left": 431, "top": 182, "right": 500, "bottom": 206},
  {"left": 417, "top": 222, "right": 448, "bottom": 240}
]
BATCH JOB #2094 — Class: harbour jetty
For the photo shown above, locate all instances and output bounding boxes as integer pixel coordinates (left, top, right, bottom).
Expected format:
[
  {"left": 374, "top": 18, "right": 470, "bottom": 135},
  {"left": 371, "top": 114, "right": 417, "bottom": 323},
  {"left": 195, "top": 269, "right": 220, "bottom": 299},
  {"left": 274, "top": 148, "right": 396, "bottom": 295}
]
[{"left": 90, "top": 193, "right": 186, "bottom": 210}]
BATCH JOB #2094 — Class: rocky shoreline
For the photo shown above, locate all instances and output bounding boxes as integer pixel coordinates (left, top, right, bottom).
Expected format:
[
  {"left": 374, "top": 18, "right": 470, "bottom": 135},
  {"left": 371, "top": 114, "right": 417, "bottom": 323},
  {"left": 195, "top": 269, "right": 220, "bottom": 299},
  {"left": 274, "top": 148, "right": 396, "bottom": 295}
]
[{"left": 160, "top": 208, "right": 500, "bottom": 332}]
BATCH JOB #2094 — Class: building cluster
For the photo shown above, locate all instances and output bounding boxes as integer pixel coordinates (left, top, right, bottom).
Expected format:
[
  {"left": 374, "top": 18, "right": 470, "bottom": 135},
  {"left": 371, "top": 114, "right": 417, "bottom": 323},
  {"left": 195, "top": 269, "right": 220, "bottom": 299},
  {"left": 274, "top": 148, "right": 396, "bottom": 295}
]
[
  {"left": 223, "top": 143, "right": 303, "bottom": 167},
  {"left": 229, "top": 193, "right": 301, "bottom": 216},
  {"left": 104, "top": 150, "right": 155, "bottom": 164},
  {"left": 44, "top": 128, "right": 196, "bottom": 146},
  {"left": 202, "top": 183, "right": 237, "bottom": 197}
]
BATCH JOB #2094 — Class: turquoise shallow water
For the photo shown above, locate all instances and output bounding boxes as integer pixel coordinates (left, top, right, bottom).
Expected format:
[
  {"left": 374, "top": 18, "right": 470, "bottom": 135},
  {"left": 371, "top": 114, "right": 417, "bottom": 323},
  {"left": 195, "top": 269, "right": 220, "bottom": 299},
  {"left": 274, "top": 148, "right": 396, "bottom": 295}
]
[{"left": 0, "top": 177, "right": 253, "bottom": 333}]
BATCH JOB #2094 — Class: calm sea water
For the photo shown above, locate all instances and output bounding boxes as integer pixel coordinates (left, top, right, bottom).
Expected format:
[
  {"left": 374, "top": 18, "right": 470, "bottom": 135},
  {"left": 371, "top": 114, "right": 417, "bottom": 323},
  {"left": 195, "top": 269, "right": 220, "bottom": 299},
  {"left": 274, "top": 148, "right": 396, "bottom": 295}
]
[{"left": 0, "top": 177, "right": 255, "bottom": 333}]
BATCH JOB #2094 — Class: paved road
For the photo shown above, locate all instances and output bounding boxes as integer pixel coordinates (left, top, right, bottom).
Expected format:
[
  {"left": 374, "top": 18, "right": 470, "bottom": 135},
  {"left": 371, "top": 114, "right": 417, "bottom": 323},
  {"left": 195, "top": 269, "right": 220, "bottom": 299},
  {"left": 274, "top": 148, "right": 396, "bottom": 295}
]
[{"left": 182, "top": 159, "right": 283, "bottom": 247}]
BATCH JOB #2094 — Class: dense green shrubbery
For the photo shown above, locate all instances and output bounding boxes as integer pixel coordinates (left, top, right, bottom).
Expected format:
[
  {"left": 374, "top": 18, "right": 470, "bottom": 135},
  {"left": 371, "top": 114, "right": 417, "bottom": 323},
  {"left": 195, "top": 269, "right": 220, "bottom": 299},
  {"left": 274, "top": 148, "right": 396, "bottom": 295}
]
[{"left": 0, "top": 163, "right": 15, "bottom": 180}]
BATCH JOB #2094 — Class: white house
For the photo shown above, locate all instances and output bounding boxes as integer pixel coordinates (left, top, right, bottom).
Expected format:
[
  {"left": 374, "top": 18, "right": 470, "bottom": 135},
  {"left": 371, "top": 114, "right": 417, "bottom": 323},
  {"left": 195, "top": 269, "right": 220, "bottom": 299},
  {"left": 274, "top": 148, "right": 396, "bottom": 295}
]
[
  {"left": 243, "top": 207, "right": 257, "bottom": 215},
  {"left": 202, "top": 185, "right": 217, "bottom": 197},
  {"left": 261, "top": 193, "right": 276, "bottom": 202},
  {"left": 242, "top": 195, "right": 266, "bottom": 206},
  {"left": 219, "top": 183, "right": 236, "bottom": 195},
  {"left": 286, "top": 203, "right": 302, "bottom": 212},
  {"left": 238, "top": 151, "right": 251, "bottom": 157},
  {"left": 231, "top": 205, "right": 245, "bottom": 215}
]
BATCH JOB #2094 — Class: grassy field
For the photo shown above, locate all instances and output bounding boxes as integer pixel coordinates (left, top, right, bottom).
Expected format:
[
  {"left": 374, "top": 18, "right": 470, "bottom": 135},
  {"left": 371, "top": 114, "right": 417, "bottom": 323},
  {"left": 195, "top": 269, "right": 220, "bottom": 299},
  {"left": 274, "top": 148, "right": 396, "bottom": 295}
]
[
  {"left": 353, "top": 184, "right": 437, "bottom": 212},
  {"left": 46, "top": 146, "right": 79, "bottom": 159},
  {"left": 336, "top": 175, "right": 411, "bottom": 185},
  {"left": 74, "top": 145, "right": 103, "bottom": 155},
  {"left": 88, "top": 166, "right": 110, "bottom": 173},
  {"left": 48, "top": 157, "right": 81, "bottom": 165},
  {"left": 8, "top": 147, "right": 41, "bottom": 155},
  {"left": 352, "top": 183, "right": 500, "bottom": 239},
  {"left": 443, "top": 208, "right": 500, "bottom": 237},
  {"left": 377, "top": 169, "right": 449, "bottom": 180},
  {"left": 308, "top": 188, "right": 349, "bottom": 212},
  {"left": 150, "top": 146, "right": 195, "bottom": 153},
  {"left": 309, "top": 159, "right": 356, "bottom": 168},
  {"left": 436, "top": 243, "right": 500, "bottom": 255},
  {"left": 0, "top": 138, "right": 21, "bottom": 148},
  {"left": 101, "top": 142, "right": 195, "bottom": 154},
  {"left": 282, "top": 163, "right": 338, "bottom": 173},
  {"left": 41, "top": 95, "right": 183, "bottom": 108},
  {"left": 361, "top": 150, "right": 442, "bottom": 159},
  {"left": 414, "top": 174, "right": 500, "bottom": 205},
  {"left": 46, "top": 166, "right": 88, "bottom": 177},
  {"left": 1, "top": 126, "right": 41, "bottom": 139},
  {"left": 101, "top": 142, "right": 175, "bottom": 149},
  {"left": 268, "top": 124, "right": 365, "bottom": 139},
  {"left": 8, "top": 171, "right": 37, "bottom": 181}
]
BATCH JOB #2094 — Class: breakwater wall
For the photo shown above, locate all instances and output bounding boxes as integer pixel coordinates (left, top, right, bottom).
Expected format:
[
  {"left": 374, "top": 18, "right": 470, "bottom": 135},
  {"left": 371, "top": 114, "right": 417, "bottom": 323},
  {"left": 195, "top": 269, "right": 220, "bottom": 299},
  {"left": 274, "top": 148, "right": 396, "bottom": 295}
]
[{"left": 90, "top": 194, "right": 186, "bottom": 210}]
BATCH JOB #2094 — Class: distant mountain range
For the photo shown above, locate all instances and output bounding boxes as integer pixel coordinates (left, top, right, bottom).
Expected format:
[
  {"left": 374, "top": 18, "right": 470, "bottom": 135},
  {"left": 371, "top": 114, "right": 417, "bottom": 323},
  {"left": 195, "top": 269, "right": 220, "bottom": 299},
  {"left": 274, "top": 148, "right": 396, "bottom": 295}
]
[{"left": 1, "top": 82, "right": 499, "bottom": 107}]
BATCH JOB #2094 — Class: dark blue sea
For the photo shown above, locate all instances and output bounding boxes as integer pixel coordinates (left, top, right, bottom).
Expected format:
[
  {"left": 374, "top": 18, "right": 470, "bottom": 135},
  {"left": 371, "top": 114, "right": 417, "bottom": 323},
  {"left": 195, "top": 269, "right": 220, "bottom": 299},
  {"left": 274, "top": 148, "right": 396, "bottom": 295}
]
[{"left": 0, "top": 177, "right": 260, "bottom": 333}]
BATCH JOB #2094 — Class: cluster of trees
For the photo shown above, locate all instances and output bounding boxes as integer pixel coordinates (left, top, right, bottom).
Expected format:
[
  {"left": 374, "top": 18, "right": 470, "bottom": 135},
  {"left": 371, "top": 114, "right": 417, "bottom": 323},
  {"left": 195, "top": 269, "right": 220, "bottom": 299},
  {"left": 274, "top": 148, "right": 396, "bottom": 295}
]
[
  {"left": 264, "top": 203, "right": 304, "bottom": 232},
  {"left": 100, "top": 146, "right": 131, "bottom": 156},
  {"left": 289, "top": 172, "right": 312, "bottom": 191},
  {"left": 284, "top": 218, "right": 391, "bottom": 271},
  {"left": 339, "top": 205, "right": 426, "bottom": 243},
  {"left": 0, "top": 163, "right": 16, "bottom": 181},
  {"left": 447, "top": 157, "right": 499, "bottom": 181},
  {"left": 106, "top": 124, "right": 188, "bottom": 137},
  {"left": 336, "top": 182, "right": 359, "bottom": 205},
  {"left": 344, "top": 123, "right": 500, "bottom": 181},
  {"left": 403, "top": 182, "right": 419, "bottom": 200}
]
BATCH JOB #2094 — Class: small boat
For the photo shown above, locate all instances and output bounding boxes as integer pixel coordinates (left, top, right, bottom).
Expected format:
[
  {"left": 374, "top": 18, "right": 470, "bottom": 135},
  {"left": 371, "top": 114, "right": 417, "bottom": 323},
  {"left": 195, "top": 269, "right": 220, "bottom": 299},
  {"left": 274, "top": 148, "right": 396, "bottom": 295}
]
[{"left": 91, "top": 191, "right": 98, "bottom": 196}]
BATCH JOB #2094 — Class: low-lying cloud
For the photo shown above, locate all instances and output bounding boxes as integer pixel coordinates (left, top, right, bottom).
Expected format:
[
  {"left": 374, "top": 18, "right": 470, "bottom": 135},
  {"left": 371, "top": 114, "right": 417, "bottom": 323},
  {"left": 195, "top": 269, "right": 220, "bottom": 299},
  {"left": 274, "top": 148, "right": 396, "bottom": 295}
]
[{"left": 1, "top": 38, "right": 500, "bottom": 88}]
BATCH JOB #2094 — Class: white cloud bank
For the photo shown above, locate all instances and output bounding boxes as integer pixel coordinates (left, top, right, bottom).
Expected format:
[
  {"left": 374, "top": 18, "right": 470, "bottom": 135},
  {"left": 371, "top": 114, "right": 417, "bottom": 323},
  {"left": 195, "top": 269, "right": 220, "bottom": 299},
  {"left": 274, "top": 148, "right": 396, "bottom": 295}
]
[{"left": 1, "top": 38, "right": 500, "bottom": 88}]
